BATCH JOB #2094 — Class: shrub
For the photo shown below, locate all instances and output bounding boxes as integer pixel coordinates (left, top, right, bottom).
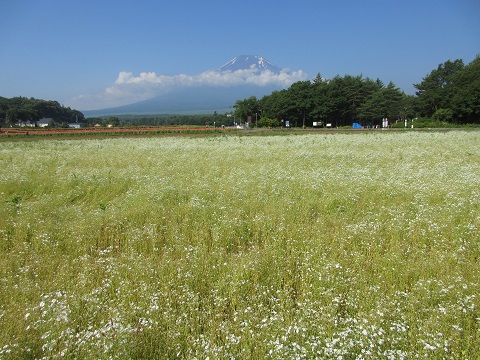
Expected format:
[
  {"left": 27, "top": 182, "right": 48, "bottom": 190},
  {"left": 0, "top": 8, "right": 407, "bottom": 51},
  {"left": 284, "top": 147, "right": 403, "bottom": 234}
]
[{"left": 257, "top": 117, "right": 280, "bottom": 128}]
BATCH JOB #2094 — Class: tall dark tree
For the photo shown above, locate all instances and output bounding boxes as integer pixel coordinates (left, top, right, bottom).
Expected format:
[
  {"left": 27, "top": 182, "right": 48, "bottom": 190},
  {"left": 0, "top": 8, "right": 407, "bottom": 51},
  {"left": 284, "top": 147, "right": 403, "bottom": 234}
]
[
  {"left": 310, "top": 76, "right": 332, "bottom": 123},
  {"left": 324, "top": 75, "right": 349, "bottom": 126},
  {"left": 259, "top": 90, "right": 289, "bottom": 121},
  {"left": 0, "top": 97, "right": 10, "bottom": 122},
  {"left": 233, "top": 96, "right": 260, "bottom": 125},
  {"left": 450, "top": 56, "right": 480, "bottom": 124},
  {"left": 288, "top": 81, "right": 314, "bottom": 127},
  {"left": 414, "top": 59, "right": 464, "bottom": 116},
  {"left": 312, "top": 73, "right": 325, "bottom": 84},
  {"left": 321, "top": 75, "right": 379, "bottom": 126},
  {"left": 358, "top": 82, "right": 405, "bottom": 126}
]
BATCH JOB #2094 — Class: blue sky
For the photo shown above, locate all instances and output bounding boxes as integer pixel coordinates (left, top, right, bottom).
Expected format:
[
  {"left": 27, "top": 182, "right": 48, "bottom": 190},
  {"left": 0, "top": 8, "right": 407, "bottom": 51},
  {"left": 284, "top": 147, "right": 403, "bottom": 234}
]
[{"left": 1, "top": 0, "right": 479, "bottom": 110}]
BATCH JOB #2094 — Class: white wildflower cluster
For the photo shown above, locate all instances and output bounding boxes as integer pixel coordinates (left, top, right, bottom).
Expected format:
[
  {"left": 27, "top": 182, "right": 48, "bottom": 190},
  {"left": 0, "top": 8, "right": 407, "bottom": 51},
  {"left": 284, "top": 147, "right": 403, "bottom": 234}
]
[{"left": 1, "top": 132, "right": 479, "bottom": 358}]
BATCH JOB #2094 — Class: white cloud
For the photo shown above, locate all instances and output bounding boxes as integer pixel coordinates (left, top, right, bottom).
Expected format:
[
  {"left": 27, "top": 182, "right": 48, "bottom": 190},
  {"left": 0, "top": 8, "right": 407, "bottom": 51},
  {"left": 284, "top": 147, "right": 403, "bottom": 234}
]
[{"left": 67, "top": 67, "right": 307, "bottom": 110}]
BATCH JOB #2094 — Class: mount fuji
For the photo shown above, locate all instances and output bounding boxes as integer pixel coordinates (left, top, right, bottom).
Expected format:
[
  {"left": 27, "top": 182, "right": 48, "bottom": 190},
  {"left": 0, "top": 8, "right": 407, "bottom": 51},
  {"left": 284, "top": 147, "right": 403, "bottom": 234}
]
[
  {"left": 83, "top": 56, "right": 301, "bottom": 116},
  {"left": 219, "top": 55, "right": 282, "bottom": 73}
]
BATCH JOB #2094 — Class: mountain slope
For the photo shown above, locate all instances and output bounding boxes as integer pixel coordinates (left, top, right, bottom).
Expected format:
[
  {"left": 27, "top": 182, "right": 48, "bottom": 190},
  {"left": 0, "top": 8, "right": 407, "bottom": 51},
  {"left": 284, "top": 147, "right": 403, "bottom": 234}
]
[
  {"left": 85, "top": 55, "right": 289, "bottom": 116},
  {"left": 83, "top": 84, "right": 281, "bottom": 116}
]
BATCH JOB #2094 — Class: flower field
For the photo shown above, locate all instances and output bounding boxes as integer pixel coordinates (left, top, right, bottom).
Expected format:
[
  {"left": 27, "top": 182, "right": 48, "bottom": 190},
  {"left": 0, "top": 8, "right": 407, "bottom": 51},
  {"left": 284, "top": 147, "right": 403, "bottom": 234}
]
[{"left": 0, "top": 131, "right": 479, "bottom": 359}]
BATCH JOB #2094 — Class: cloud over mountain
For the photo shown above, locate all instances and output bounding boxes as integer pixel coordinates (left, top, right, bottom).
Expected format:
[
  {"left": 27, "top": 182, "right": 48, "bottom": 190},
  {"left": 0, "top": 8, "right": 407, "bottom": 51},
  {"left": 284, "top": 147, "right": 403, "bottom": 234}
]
[{"left": 69, "top": 56, "right": 307, "bottom": 111}]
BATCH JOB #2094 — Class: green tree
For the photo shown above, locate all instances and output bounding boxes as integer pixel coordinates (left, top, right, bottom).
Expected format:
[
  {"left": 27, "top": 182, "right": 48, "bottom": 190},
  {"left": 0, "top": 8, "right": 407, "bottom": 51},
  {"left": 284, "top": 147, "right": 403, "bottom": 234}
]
[
  {"left": 310, "top": 77, "right": 332, "bottom": 123},
  {"left": 257, "top": 117, "right": 280, "bottom": 128},
  {"left": 5, "top": 109, "right": 18, "bottom": 126},
  {"left": 0, "top": 97, "right": 85, "bottom": 127},
  {"left": 358, "top": 82, "right": 405, "bottom": 126},
  {"left": 233, "top": 96, "right": 260, "bottom": 125},
  {"left": 232, "top": 57, "right": 478, "bottom": 128},
  {"left": 288, "top": 81, "right": 314, "bottom": 127},
  {"left": 432, "top": 108, "right": 453, "bottom": 123},
  {"left": 107, "top": 117, "right": 120, "bottom": 126},
  {"left": 312, "top": 73, "right": 326, "bottom": 85},
  {"left": 259, "top": 90, "right": 290, "bottom": 122},
  {"left": 322, "top": 75, "right": 377, "bottom": 126},
  {"left": 414, "top": 59, "right": 464, "bottom": 117},
  {"left": 450, "top": 56, "right": 480, "bottom": 124}
]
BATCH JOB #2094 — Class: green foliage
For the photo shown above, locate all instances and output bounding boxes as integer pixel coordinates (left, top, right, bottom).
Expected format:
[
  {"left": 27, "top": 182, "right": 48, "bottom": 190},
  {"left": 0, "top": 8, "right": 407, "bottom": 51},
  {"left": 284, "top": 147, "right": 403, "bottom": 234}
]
[
  {"left": 257, "top": 116, "right": 280, "bottom": 128},
  {"left": 390, "top": 117, "right": 458, "bottom": 128},
  {"left": 432, "top": 108, "right": 453, "bottom": 123},
  {"left": 233, "top": 56, "right": 479, "bottom": 127},
  {"left": 85, "top": 113, "right": 237, "bottom": 127},
  {"left": 0, "top": 96, "right": 85, "bottom": 127},
  {"left": 450, "top": 55, "right": 480, "bottom": 124},
  {"left": 414, "top": 59, "right": 464, "bottom": 116},
  {"left": 245, "top": 75, "right": 405, "bottom": 128},
  {"left": 233, "top": 96, "right": 260, "bottom": 124},
  {"left": 357, "top": 82, "right": 406, "bottom": 126},
  {"left": 413, "top": 57, "right": 480, "bottom": 124}
]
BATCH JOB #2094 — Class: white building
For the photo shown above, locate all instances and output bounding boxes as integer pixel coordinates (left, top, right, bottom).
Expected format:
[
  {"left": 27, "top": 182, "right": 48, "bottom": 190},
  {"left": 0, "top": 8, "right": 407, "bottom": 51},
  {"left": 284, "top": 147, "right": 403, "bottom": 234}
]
[{"left": 37, "top": 118, "right": 52, "bottom": 127}]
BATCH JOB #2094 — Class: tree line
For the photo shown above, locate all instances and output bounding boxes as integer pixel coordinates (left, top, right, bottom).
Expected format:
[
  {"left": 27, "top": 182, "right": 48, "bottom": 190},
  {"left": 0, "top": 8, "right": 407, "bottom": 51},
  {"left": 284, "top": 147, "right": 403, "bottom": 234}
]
[
  {"left": 234, "top": 56, "right": 480, "bottom": 127},
  {"left": 0, "top": 97, "right": 85, "bottom": 127},
  {"left": 0, "top": 96, "right": 236, "bottom": 128},
  {"left": 2, "top": 56, "right": 478, "bottom": 129},
  {"left": 85, "top": 112, "right": 236, "bottom": 128}
]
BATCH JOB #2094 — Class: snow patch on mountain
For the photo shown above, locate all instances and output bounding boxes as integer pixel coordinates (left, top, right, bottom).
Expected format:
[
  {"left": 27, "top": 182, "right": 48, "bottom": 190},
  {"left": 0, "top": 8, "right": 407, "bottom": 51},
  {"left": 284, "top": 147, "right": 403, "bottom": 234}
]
[{"left": 219, "top": 55, "right": 282, "bottom": 73}]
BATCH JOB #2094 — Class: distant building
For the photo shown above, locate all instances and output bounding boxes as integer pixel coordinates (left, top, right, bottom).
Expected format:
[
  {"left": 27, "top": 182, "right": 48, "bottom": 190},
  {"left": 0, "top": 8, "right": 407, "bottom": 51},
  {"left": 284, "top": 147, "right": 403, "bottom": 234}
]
[
  {"left": 37, "top": 118, "right": 52, "bottom": 128},
  {"left": 16, "top": 118, "right": 52, "bottom": 127},
  {"left": 68, "top": 123, "right": 82, "bottom": 129},
  {"left": 16, "top": 120, "right": 35, "bottom": 127}
]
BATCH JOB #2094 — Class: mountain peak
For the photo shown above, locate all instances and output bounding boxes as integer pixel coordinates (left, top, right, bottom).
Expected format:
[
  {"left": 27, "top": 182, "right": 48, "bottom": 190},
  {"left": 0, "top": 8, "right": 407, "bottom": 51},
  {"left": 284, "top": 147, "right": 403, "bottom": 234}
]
[{"left": 219, "top": 55, "right": 282, "bottom": 73}]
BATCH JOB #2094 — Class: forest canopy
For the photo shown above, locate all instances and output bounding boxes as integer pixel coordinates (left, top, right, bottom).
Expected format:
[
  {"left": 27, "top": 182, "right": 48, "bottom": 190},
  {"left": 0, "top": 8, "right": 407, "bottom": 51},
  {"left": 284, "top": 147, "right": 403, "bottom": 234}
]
[
  {"left": 0, "top": 97, "right": 85, "bottom": 127},
  {"left": 234, "top": 56, "right": 480, "bottom": 127}
]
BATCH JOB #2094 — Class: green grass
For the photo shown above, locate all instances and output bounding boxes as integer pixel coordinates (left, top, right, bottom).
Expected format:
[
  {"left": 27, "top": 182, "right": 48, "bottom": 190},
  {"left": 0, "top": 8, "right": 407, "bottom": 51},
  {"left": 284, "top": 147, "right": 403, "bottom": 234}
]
[{"left": 1, "top": 131, "right": 479, "bottom": 359}]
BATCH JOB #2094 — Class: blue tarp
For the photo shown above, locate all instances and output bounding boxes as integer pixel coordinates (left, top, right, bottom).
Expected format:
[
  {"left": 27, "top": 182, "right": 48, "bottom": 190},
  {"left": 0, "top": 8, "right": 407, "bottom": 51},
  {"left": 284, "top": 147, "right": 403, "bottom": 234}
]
[{"left": 352, "top": 122, "right": 363, "bottom": 129}]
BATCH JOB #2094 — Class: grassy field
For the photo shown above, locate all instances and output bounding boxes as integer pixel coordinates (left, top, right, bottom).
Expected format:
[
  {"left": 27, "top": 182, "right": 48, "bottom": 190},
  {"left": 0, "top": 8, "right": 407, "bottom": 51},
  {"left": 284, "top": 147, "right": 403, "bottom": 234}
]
[{"left": 0, "top": 131, "right": 479, "bottom": 359}]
